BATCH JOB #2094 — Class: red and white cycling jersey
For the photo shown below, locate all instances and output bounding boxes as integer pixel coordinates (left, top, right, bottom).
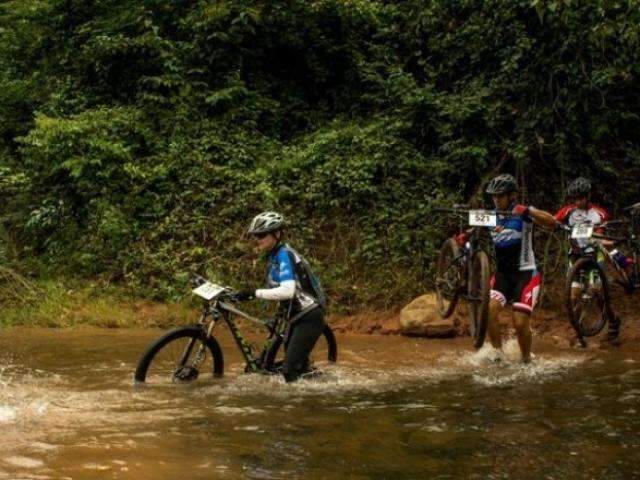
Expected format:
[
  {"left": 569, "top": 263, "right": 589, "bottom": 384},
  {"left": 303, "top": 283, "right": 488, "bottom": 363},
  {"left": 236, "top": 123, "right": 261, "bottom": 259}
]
[{"left": 554, "top": 203, "right": 609, "bottom": 227}]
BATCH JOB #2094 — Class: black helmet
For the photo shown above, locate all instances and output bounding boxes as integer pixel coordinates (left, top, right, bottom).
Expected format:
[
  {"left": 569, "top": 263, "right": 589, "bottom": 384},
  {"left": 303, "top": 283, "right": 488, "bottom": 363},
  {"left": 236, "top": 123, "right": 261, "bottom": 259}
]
[
  {"left": 567, "top": 177, "right": 591, "bottom": 198},
  {"left": 485, "top": 174, "right": 518, "bottom": 195},
  {"left": 247, "top": 211, "right": 284, "bottom": 235}
]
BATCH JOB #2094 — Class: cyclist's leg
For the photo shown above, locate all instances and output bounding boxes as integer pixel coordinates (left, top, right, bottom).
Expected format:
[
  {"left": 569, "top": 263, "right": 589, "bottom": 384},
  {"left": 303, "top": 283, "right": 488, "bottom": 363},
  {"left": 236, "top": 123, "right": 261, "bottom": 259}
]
[
  {"left": 606, "top": 314, "right": 621, "bottom": 342},
  {"left": 283, "top": 307, "right": 325, "bottom": 383},
  {"left": 512, "top": 271, "right": 542, "bottom": 363},
  {"left": 567, "top": 256, "right": 583, "bottom": 343},
  {"left": 568, "top": 255, "right": 581, "bottom": 302},
  {"left": 488, "top": 272, "right": 509, "bottom": 350}
]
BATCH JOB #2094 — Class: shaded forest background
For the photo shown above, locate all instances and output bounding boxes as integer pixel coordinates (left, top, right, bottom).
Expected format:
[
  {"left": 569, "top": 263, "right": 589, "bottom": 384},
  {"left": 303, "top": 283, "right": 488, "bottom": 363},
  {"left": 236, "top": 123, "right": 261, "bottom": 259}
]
[{"left": 1, "top": 0, "right": 639, "bottom": 312}]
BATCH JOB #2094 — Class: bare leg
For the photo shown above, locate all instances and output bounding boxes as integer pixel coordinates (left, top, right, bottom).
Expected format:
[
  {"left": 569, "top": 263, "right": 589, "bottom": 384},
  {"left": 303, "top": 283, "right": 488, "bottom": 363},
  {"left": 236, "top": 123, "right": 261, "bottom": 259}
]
[
  {"left": 513, "top": 310, "right": 532, "bottom": 363},
  {"left": 488, "top": 299, "right": 503, "bottom": 350}
]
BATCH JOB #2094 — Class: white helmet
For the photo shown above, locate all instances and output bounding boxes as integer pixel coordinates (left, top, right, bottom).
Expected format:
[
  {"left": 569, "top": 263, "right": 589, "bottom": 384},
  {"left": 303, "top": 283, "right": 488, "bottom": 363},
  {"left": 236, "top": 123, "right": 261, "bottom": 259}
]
[{"left": 247, "top": 211, "right": 284, "bottom": 235}]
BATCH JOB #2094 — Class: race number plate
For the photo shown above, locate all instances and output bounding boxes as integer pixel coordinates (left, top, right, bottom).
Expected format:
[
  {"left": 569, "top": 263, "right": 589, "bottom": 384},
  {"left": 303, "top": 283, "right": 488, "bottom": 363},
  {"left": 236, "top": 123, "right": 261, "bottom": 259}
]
[
  {"left": 571, "top": 223, "right": 594, "bottom": 239},
  {"left": 469, "top": 210, "right": 497, "bottom": 227},
  {"left": 192, "top": 282, "right": 225, "bottom": 300}
]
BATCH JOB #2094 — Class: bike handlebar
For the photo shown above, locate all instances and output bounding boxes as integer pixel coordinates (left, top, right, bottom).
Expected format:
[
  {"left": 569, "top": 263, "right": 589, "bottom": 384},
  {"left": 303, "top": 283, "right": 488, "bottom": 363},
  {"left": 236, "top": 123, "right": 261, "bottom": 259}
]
[
  {"left": 557, "top": 223, "right": 626, "bottom": 243},
  {"left": 433, "top": 205, "right": 511, "bottom": 216}
]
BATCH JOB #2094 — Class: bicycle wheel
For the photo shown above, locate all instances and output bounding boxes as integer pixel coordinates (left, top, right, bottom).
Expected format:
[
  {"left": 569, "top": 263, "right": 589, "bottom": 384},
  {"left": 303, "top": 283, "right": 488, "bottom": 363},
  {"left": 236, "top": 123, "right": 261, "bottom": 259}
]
[
  {"left": 436, "top": 238, "right": 462, "bottom": 319},
  {"left": 468, "top": 251, "right": 490, "bottom": 349},
  {"left": 134, "top": 326, "right": 224, "bottom": 384},
  {"left": 263, "top": 324, "right": 337, "bottom": 374},
  {"left": 565, "top": 258, "right": 610, "bottom": 337},
  {"left": 535, "top": 229, "right": 566, "bottom": 276}
]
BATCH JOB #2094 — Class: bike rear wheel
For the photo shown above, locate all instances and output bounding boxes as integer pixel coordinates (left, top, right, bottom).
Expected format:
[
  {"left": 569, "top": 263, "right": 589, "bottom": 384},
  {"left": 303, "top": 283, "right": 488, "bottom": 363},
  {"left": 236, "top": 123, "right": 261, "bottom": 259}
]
[
  {"left": 134, "top": 326, "right": 224, "bottom": 384},
  {"left": 263, "top": 324, "right": 337, "bottom": 374},
  {"left": 535, "top": 229, "right": 566, "bottom": 276},
  {"left": 436, "top": 238, "right": 462, "bottom": 319},
  {"left": 468, "top": 251, "right": 490, "bottom": 349},
  {"left": 565, "top": 258, "right": 610, "bottom": 338}
]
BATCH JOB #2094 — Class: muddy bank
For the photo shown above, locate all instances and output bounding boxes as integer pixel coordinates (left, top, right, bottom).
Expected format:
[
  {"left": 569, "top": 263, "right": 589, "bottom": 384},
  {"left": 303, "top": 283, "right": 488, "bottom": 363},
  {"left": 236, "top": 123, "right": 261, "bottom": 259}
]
[
  {"left": 3, "top": 277, "right": 640, "bottom": 355},
  {"left": 330, "top": 287, "right": 640, "bottom": 355}
]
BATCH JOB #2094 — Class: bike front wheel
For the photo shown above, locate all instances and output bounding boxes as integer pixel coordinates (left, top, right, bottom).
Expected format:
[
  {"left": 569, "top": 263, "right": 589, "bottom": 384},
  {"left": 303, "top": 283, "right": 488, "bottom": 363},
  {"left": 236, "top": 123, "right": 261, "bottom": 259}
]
[
  {"left": 134, "top": 326, "right": 224, "bottom": 384},
  {"left": 565, "top": 258, "right": 610, "bottom": 338},
  {"left": 468, "top": 251, "right": 490, "bottom": 349},
  {"left": 263, "top": 324, "right": 337, "bottom": 374},
  {"left": 436, "top": 238, "right": 462, "bottom": 319}
]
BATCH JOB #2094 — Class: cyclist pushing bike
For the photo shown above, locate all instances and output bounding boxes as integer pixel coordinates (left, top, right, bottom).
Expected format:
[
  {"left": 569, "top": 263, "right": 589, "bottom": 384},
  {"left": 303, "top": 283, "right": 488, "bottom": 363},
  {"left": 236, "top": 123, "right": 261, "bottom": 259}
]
[
  {"left": 236, "top": 211, "right": 327, "bottom": 382},
  {"left": 484, "top": 174, "right": 556, "bottom": 363},
  {"left": 554, "top": 177, "right": 623, "bottom": 344}
]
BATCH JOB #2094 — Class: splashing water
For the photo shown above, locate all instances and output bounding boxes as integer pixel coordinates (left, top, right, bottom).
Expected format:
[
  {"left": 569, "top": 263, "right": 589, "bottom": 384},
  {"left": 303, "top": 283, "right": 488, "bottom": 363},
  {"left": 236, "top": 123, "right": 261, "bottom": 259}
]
[{"left": 0, "top": 328, "right": 638, "bottom": 480}]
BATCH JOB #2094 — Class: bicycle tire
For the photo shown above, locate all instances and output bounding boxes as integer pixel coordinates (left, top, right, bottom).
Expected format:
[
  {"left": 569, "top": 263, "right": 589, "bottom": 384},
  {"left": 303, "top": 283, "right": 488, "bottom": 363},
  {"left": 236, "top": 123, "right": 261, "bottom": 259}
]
[
  {"left": 468, "top": 251, "right": 490, "bottom": 349},
  {"left": 134, "top": 326, "right": 224, "bottom": 384},
  {"left": 535, "top": 229, "right": 565, "bottom": 276},
  {"left": 565, "top": 258, "right": 611, "bottom": 338},
  {"left": 436, "top": 238, "right": 462, "bottom": 319},
  {"left": 263, "top": 324, "right": 337, "bottom": 373}
]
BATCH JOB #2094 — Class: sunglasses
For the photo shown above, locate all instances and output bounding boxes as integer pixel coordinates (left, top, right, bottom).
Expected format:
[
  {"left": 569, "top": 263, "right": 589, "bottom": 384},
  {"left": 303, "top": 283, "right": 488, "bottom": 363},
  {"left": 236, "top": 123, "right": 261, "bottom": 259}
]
[{"left": 253, "top": 232, "right": 270, "bottom": 240}]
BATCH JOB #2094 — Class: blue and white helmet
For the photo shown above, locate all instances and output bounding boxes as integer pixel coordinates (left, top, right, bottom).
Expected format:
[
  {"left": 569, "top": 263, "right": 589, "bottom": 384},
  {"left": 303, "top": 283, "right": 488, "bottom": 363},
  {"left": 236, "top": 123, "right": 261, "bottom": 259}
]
[{"left": 248, "top": 211, "right": 284, "bottom": 235}]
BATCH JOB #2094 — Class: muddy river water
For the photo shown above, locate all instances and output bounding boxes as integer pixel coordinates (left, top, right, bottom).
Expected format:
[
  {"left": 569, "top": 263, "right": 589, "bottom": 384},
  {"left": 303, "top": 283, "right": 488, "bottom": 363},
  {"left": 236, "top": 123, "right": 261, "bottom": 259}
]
[{"left": 1, "top": 327, "right": 639, "bottom": 479}]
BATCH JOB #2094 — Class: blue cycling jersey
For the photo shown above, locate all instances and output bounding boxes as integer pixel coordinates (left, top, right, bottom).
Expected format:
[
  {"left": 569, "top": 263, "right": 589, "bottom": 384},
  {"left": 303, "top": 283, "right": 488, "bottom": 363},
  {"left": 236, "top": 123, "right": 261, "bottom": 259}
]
[
  {"left": 266, "top": 244, "right": 319, "bottom": 318},
  {"left": 267, "top": 246, "right": 295, "bottom": 286},
  {"left": 491, "top": 203, "right": 536, "bottom": 273}
]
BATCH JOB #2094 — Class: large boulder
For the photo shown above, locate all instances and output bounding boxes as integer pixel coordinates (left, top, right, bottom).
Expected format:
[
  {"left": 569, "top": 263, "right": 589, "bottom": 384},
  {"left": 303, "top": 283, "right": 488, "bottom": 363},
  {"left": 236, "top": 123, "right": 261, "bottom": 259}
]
[{"left": 399, "top": 293, "right": 457, "bottom": 337}]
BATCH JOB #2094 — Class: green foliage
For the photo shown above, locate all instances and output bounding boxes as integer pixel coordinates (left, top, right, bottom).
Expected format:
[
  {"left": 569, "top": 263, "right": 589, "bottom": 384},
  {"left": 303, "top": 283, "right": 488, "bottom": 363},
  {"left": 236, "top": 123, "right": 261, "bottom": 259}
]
[{"left": 1, "top": 0, "right": 640, "bottom": 311}]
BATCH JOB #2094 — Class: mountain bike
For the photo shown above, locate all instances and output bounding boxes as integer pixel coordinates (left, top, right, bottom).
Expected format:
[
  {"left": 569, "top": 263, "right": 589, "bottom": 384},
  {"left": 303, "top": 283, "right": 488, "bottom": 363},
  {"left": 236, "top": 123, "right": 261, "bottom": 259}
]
[
  {"left": 434, "top": 205, "right": 508, "bottom": 348},
  {"left": 134, "top": 276, "right": 337, "bottom": 384},
  {"left": 563, "top": 203, "right": 640, "bottom": 346}
]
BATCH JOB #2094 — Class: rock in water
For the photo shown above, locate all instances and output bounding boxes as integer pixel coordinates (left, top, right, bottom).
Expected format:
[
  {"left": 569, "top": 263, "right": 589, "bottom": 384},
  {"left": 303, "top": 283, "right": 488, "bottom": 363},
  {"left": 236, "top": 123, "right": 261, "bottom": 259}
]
[{"left": 399, "top": 294, "right": 456, "bottom": 337}]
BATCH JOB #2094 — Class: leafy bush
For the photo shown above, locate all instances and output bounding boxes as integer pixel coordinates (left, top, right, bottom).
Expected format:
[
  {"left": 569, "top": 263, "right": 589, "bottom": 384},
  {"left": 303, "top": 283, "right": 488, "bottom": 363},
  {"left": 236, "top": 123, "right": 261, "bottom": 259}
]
[{"left": 1, "top": 0, "right": 639, "bottom": 311}]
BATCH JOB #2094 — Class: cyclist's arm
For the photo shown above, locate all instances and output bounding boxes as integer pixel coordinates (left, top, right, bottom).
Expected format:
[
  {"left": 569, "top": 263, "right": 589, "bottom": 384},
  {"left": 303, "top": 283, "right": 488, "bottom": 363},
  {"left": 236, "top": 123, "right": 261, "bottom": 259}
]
[
  {"left": 529, "top": 207, "right": 557, "bottom": 230},
  {"left": 599, "top": 239, "right": 615, "bottom": 248},
  {"left": 256, "top": 280, "right": 295, "bottom": 300}
]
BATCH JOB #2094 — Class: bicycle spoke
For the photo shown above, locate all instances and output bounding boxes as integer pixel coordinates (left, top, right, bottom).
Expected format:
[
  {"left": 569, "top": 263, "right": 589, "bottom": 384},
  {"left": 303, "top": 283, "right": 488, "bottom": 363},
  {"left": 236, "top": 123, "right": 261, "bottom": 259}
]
[{"left": 145, "top": 336, "right": 208, "bottom": 384}]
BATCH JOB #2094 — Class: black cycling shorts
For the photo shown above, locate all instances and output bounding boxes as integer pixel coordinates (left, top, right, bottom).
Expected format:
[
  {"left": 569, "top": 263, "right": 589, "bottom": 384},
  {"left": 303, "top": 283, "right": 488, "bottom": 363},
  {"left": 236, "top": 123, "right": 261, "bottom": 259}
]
[{"left": 490, "top": 270, "right": 542, "bottom": 315}]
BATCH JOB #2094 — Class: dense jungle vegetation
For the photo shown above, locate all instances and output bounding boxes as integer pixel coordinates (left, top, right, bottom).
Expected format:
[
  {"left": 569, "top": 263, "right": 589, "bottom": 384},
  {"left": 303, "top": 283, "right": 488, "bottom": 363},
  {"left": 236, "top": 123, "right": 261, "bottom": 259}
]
[{"left": 0, "top": 0, "right": 639, "bottom": 314}]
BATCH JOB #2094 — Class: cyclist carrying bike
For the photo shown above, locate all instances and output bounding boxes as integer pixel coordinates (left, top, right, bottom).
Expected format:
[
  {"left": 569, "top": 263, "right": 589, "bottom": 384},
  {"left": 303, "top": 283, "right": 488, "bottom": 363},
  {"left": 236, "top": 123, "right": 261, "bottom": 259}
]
[
  {"left": 235, "top": 211, "right": 327, "bottom": 382},
  {"left": 485, "top": 174, "right": 557, "bottom": 363},
  {"left": 555, "top": 177, "right": 623, "bottom": 343},
  {"left": 555, "top": 177, "right": 608, "bottom": 231}
]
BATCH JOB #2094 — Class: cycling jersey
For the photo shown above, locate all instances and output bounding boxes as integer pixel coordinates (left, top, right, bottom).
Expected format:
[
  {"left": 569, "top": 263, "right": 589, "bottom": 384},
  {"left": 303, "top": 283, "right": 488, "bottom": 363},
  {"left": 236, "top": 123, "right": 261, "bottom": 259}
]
[
  {"left": 556, "top": 203, "right": 609, "bottom": 251},
  {"left": 490, "top": 204, "right": 536, "bottom": 273},
  {"left": 256, "top": 243, "right": 319, "bottom": 320},
  {"left": 554, "top": 203, "right": 609, "bottom": 227}
]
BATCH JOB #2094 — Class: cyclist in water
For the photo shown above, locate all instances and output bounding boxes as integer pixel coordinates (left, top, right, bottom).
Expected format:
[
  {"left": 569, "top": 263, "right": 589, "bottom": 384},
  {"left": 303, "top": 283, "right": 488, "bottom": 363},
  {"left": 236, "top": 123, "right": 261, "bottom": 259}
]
[
  {"left": 555, "top": 177, "right": 622, "bottom": 343},
  {"left": 235, "top": 211, "right": 326, "bottom": 382},
  {"left": 485, "top": 174, "right": 557, "bottom": 363}
]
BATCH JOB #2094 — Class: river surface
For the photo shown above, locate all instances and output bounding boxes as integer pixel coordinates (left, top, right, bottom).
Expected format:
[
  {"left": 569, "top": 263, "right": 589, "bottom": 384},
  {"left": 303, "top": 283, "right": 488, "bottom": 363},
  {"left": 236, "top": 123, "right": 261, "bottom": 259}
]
[{"left": 0, "top": 327, "right": 639, "bottom": 479}]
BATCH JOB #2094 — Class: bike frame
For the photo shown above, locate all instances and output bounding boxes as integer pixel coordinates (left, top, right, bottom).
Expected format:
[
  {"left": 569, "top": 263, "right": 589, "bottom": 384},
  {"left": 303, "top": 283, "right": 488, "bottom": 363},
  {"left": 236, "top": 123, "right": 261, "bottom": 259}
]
[
  {"left": 566, "top": 221, "right": 640, "bottom": 291},
  {"left": 196, "top": 298, "right": 285, "bottom": 373},
  {"left": 457, "top": 227, "right": 484, "bottom": 299},
  {"left": 436, "top": 205, "right": 509, "bottom": 299}
]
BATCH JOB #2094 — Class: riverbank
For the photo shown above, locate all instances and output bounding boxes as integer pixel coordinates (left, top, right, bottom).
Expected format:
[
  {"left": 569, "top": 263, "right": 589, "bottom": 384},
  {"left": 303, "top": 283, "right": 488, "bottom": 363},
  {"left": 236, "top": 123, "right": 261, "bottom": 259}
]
[{"left": 3, "top": 277, "right": 640, "bottom": 355}]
